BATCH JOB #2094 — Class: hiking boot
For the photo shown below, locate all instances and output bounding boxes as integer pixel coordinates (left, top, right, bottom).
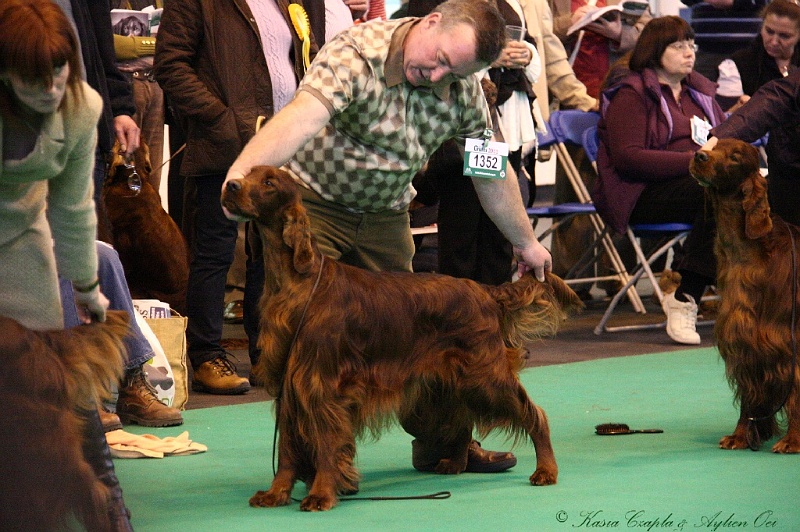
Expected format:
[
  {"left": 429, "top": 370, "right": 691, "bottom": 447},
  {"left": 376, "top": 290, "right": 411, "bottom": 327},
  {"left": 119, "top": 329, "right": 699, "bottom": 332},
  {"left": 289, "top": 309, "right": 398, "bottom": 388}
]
[
  {"left": 116, "top": 366, "right": 184, "bottom": 427},
  {"left": 192, "top": 354, "right": 251, "bottom": 395},
  {"left": 662, "top": 292, "right": 701, "bottom": 345},
  {"left": 98, "top": 406, "right": 123, "bottom": 432}
]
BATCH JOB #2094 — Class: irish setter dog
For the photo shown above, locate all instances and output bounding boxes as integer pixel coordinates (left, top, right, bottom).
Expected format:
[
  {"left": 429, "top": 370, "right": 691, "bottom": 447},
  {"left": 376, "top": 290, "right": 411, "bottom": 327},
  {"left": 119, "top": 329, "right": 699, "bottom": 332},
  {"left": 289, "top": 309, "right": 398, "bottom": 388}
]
[
  {"left": 691, "top": 138, "right": 800, "bottom": 453},
  {"left": 221, "top": 166, "right": 583, "bottom": 511},
  {"left": 104, "top": 141, "right": 189, "bottom": 313},
  {"left": 0, "top": 311, "right": 129, "bottom": 530}
]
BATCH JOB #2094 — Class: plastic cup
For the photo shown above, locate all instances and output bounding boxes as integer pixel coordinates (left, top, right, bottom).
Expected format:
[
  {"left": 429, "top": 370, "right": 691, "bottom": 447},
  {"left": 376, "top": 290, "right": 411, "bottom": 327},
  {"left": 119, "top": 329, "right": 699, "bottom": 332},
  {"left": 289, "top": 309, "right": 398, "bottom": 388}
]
[{"left": 505, "top": 25, "right": 525, "bottom": 41}]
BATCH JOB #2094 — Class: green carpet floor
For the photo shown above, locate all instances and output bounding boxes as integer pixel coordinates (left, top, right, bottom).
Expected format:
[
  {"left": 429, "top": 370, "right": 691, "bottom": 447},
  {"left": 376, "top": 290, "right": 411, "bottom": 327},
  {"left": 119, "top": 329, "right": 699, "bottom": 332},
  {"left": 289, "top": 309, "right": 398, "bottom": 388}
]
[{"left": 116, "top": 348, "right": 800, "bottom": 531}]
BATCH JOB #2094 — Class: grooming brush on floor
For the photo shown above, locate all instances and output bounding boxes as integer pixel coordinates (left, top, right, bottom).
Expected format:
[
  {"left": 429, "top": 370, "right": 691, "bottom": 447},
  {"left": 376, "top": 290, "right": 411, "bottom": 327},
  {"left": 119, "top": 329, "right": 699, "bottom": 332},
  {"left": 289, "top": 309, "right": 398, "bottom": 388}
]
[{"left": 595, "top": 423, "right": 663, "bottom": 435}]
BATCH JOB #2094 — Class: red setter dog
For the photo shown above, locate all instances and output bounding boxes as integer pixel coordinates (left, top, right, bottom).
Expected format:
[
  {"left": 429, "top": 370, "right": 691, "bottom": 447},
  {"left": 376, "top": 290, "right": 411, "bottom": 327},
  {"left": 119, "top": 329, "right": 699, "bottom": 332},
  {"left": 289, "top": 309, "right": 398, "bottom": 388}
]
[
  {"left": 691, "top": 138, "right": 800, "bottom": 453},
  {"left": 0, "top": 311, "right": 129, "bottom": 530},
  {"left": 104, "top": 141, "right": 189, "bottom": 313},
  {"left": 221, "top": 167, "right": 583, "bottom": 511}
]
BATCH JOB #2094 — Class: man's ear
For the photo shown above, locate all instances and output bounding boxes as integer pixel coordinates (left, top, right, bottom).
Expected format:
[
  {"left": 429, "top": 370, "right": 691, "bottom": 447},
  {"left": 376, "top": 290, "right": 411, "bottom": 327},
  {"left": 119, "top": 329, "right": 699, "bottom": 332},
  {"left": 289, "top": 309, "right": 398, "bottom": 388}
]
[{"left": 422, "top": 11, "right": 442, "bottom": 30}]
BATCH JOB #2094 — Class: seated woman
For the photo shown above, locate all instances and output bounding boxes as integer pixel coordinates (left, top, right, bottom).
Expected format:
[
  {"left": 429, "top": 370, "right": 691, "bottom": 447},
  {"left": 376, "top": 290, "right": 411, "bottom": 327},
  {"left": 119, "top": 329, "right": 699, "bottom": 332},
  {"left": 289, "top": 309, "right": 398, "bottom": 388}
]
[
  {"left": 716, "top": 0, "right": 800, "bottom": 112},
  {"left": 593, "top": 16, "right": 726, "bottom": 345},
  {"left": 60, "top": 241, "right": 183, "bottom": 430}
]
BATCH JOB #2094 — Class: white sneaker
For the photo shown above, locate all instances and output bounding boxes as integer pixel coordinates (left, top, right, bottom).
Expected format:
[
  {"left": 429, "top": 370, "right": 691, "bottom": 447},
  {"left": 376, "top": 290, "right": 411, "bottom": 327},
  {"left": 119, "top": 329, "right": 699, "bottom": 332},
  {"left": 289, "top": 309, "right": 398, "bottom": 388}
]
[{"left": 662, "top": 292, "right": 701, "bottom": 345}]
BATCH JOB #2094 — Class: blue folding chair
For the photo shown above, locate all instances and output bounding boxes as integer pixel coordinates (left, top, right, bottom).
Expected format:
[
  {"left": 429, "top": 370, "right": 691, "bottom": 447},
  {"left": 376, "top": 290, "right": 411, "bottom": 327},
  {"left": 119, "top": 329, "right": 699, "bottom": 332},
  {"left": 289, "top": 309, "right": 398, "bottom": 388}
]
[
  {"left": 538, "top": 110, "right": 645, "bottom": 311},
  {"left": 581, "top": 125, "right": 698, "bottom": 334}
]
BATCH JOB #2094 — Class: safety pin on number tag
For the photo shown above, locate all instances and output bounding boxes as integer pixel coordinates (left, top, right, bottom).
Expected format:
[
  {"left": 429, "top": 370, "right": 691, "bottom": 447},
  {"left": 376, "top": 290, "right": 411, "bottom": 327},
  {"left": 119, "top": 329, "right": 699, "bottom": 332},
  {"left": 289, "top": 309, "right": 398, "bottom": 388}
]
[{"left": 482, "top": 128, "right": 493, "bottom": 150}]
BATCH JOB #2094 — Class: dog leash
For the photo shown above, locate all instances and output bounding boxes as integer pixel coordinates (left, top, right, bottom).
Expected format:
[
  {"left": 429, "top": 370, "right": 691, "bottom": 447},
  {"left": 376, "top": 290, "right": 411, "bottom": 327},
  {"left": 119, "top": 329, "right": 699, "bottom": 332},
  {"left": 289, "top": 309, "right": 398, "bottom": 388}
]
[
  {"left": 269, "top": 255, "right": 452, "bottom": 503},
  {"left": 745, "top": 220, "right": 798, "bottom": 451},
  {"left": 315, "top": 491, "right": 451, "bottom": 503},
  {"left": 150, "top": 143, "right": 186, "bottom": 177}
]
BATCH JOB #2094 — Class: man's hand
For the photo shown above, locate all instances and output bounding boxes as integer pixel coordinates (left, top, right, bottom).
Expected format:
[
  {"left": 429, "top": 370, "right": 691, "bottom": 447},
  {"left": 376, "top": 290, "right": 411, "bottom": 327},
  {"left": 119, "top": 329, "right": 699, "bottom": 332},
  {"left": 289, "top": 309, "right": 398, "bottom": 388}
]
[
  {"left": 701, "top": 136, "right": 719, "bottom": 152},
  {"left": 113, "top": 114, "right": 141, "bottom": 158},
  {"left": 513, "top": 240, "right": 552, "bottom": 282}
]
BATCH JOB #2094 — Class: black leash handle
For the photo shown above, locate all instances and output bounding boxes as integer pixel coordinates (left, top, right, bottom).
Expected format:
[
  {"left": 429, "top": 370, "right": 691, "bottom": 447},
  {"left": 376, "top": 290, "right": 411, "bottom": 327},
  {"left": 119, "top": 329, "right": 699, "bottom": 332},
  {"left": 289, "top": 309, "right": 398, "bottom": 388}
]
[{"left": 340, "top": 491, "right": 452, "bottom": 502}]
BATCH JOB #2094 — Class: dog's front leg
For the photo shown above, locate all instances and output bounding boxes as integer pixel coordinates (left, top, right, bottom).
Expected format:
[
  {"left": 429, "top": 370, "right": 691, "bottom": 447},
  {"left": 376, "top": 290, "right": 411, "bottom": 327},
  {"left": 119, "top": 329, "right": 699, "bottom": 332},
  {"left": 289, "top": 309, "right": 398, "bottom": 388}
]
[
  {"left": 300, "top": 437, "right": 358, "bottom": 511},
  {"left": 772, "top": 393, "right": 800, "bottom": 453},
  {"left": 719, "top": 407, "right": 759, "bottom": 450},
  {"left": 250, "top": 418, "right": 299, "bottom": 507}
]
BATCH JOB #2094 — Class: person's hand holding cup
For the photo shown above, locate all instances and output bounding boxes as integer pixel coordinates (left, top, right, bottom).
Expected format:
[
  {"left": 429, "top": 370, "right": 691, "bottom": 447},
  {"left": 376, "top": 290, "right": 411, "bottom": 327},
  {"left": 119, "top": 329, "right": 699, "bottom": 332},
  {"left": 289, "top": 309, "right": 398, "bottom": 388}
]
[{"left": 494, "top": 25, "right": 529, "bottom": 69}]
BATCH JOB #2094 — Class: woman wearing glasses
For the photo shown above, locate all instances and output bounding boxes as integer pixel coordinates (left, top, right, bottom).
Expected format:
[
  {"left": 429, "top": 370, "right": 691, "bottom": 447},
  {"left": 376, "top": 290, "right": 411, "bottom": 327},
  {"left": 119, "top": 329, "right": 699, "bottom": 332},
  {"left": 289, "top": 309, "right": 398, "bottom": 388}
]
[{"left": 593, "top": 16, "right": 726, "bottom": 345}]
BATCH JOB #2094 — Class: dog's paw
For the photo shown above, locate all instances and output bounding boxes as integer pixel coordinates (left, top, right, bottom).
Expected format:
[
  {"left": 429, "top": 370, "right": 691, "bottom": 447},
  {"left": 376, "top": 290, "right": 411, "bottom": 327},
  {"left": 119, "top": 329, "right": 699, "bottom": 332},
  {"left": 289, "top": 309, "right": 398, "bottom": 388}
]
[
  {"left": 718, "top": 434, "right": 749, "bottom": 450},
  {"left": 433, "top": 458, "right": 466, "bottom": 475},
  {"left": 249, "top": 489, "right": 291, "bottom": 508},
  {"left": 529, "top": 467, "right": 557, "bottom": 486},
  {"left": 772, "top": 435, "right": 800, "bottom": 454},
  {"left": 300, "top": 493, "right": 338, "bottom": 512}
]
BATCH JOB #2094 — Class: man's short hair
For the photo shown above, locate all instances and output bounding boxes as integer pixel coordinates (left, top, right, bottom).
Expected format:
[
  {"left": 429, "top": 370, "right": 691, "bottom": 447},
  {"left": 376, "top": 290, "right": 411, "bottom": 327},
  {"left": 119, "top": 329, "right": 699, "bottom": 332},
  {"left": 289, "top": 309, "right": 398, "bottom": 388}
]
[{"left": 434, "top": 0, "right": 506, "bottom": 65}]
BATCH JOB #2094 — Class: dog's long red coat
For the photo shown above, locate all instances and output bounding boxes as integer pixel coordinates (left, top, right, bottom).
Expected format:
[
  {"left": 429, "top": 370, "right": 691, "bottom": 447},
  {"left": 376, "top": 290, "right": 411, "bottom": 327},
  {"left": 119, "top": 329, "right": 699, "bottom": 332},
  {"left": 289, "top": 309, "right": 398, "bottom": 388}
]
[
  {"left": 691, "top": 138, "right": 800, "bottom": 453},
  {"left": 221, "top": 167, "right": 583, "bottom": 511}
]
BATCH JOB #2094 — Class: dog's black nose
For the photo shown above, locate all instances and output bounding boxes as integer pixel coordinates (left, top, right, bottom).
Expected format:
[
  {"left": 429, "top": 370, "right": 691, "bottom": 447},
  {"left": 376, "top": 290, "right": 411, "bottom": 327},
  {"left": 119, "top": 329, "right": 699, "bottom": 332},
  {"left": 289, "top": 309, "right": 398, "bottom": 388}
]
[
  {"left": 694, "top": 151, "right": 709, "bottom": 162},
  {"left": 226, "top": 179, "right": 242, "bottom": 192}
]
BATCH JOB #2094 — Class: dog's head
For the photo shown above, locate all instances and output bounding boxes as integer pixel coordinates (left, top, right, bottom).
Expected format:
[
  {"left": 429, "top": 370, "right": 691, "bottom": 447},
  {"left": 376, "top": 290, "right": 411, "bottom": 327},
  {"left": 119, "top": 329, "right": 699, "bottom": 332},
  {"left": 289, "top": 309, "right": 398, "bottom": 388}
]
[
  {"left": 113, "top": 16, "right": 147, "bottom": 36},
  {"left": 222, "top": 167, "right": 316, "bottom": 274},
  {"left": 690, "top": 138, "right": 770, "bottom": 239},
  {"left": 105, "top": 139, "right": 153, "bottom": 197}
]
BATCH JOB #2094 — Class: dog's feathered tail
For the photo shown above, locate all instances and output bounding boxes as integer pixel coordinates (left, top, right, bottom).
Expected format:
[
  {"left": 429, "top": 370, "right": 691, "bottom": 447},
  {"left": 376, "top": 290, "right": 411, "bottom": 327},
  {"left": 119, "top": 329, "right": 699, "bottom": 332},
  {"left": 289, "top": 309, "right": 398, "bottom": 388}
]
[
  {"left": 486, "top": 272, "right": 583, "bottom": 349},
  {"left": 42, "top": 310, "right": 130, "bottom": 405}
]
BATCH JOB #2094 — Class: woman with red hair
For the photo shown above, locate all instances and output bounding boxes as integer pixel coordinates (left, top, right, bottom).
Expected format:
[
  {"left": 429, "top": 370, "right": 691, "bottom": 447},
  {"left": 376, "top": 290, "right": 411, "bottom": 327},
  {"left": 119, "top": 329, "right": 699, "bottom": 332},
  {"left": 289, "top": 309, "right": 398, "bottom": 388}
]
[{"left": 0, "top": 0, "right": 133, "bottom": 528}]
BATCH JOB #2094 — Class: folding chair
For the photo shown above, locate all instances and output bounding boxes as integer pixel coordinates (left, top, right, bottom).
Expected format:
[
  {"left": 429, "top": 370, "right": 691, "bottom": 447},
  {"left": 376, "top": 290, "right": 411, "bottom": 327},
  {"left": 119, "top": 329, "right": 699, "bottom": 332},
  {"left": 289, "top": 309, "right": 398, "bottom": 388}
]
[
  {"left": 580, "top": 125, "right": 695, "bottom": 335},
  {"left": 542, "top": 110, "right": 645, "bottom": 312}
]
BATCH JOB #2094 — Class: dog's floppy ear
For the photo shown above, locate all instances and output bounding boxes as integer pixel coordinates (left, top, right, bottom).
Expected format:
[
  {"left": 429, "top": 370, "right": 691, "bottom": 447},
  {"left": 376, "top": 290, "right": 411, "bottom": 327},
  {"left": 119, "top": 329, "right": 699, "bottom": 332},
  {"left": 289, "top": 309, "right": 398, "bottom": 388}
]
[
  {"left": 741, "top": 174, "right": 772, "bottom": 240},
  {"left": 282, "top": 204, "right": 316, "bottom": 274}
]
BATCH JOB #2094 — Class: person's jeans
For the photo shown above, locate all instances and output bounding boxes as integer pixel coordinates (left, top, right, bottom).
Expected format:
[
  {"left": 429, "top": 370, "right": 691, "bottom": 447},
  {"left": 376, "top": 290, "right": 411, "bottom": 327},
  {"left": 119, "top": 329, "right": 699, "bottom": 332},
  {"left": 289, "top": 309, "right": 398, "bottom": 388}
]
[{"left": 60, "top": 241, "right": 153, "bottom": 369}]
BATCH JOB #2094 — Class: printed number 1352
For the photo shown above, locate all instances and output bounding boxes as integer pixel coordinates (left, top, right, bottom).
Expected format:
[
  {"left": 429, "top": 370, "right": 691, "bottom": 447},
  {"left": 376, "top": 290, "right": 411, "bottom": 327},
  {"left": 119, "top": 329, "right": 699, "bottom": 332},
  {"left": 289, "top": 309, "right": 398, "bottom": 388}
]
[{"left": 469, "top": 152, "right": 500, "bottom": 170}]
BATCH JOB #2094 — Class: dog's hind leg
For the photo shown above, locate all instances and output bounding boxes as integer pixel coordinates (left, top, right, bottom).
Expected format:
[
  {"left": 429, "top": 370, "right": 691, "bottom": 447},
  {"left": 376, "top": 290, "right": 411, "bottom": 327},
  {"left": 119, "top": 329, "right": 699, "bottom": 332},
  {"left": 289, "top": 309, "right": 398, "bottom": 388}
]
[{"left": 463, "top": 377, "right": 557, "bottom": 485}]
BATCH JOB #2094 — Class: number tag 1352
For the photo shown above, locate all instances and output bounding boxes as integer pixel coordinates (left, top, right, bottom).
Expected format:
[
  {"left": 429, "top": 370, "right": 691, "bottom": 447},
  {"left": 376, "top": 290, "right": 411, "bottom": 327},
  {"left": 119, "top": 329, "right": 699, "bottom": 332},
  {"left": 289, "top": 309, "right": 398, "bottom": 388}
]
[{"left": 463, "top": 138, "right": 509, "bottom": 179}]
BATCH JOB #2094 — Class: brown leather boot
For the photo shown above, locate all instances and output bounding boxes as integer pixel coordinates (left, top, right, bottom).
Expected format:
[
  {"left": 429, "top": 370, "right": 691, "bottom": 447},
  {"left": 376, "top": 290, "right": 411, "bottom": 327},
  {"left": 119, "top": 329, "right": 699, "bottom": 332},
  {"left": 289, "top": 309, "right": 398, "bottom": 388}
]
[
  {"left": 98, "top": 406, "right": 123, "bottom": 432},
  {"left": 412, "top": 439, "right": 516, "bottom": 474},
  {"left": 116, "top": 366, "right": 184, "bottom": 427},
  {"left": 192, "top": 354, "right": 250, "bottom": 395}
]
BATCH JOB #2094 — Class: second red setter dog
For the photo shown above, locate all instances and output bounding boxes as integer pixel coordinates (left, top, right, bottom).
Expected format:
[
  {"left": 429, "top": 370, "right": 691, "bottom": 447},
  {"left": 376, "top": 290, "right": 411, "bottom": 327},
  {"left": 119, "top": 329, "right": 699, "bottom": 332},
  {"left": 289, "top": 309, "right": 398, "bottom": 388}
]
[
  {"left": 104, "top": 141, "right": 189, "bottom": 313},
  {"left": 221, "top": 167, "right": 583, "bottom": 511},
  {"left": 0, "top": 312, "right": 129, "bottom": 530},
  {"left": 691, "top": 138, "right": 800, "bottom": 453}
]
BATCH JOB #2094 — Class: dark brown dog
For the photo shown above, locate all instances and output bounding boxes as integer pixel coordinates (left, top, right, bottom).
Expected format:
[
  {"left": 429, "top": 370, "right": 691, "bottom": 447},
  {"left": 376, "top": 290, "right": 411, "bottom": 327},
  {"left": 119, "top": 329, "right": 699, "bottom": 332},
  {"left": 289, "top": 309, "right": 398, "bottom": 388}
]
[
  {"left": 104, "top": 140, "right": 189, "bottom": 313},
  {"left": 221, "top": 166, "right": 583, "bottom": 511},
  {"left": 0, "top": 311, "right": 129, "bottom": 530},
  {"left": 691, "top": 138, "right": 800, "bottom": 453}
]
